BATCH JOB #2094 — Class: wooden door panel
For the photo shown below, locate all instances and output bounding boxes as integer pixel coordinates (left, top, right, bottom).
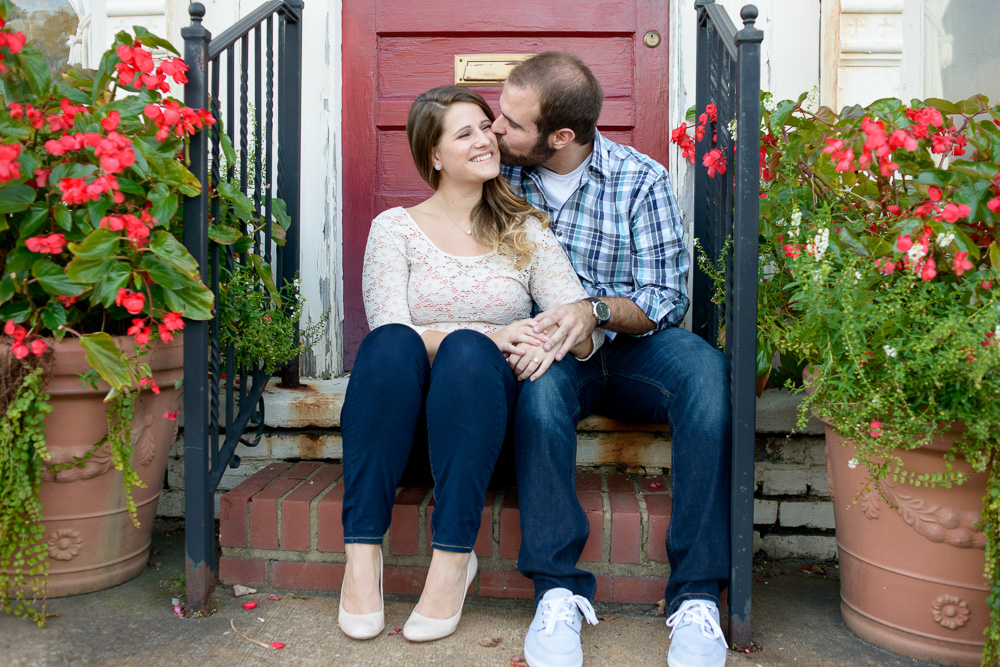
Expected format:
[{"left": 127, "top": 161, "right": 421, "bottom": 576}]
[{"left": 344, "top": 0, "right": 669, "bottom": 368}]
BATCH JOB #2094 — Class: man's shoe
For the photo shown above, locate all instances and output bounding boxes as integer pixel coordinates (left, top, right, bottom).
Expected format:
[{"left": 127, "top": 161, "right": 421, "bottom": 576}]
[
  {"left": 523, "top": 587, "right": 598, "bottom": 667},
  {"left": 665, "top": 599, "right": 728, "bottom": 667}
]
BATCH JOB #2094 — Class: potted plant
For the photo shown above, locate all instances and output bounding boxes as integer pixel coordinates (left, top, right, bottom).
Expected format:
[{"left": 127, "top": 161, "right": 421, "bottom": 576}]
[
  {"left": 0, "top": 0, "right": 215, "bottom": 625},
  {"left": 678, "top": 92, "right": 1000, "bottom": 665}
]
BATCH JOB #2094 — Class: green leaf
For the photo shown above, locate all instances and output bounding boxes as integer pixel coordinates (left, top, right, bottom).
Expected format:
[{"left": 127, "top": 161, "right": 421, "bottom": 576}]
[
  {"left": 221, "top": 133, "right": 237, "bottom": 166},
  {"left": 208, "top": 224, "right": 242, "bottom": 245},
  {"left": 87, "top": 199, "right": 111, "bottom": 230},
  {"left": 15, "top": 45, "right": 51, "bottom": 97},
  {"left": 69, "top": 228, "right": 120, "bottom": 260},
  {"left": 16, "top": 207, "right": 48, "bottom": 239},
  {"left": 115, "top": 177, "right": 146, "bottom": 197},
  {"left": 65, "top": 256, "right": 114, "bottom": 283},
  {"left": 990, "top": 243, "right": 1000, "bottom": 272},
  {"left": 923, "top": 98, "right": 962, "bottom": 115},
  {"left": 233, "top": 236, "right": 253, "bottom": 254},
  {"left": 0, "top": 299, "right": 30, "bottom": 322},
  {"left": 913, "top": 169, "right": 959, "bottom": 187},
  {"left": 140, "top": 255, "right": 202, "bottom": 290},
  {"left": 250, "top": 254, "right": 280, "bottom": 307},
  {"left": 162, "top": 283, "right": 214, "bottom": 321},
  {"left": 93, "top": 264, "right": 131, "bottom": 308},
  {"left": 149, "top": 230, "right": 200, "bottom": 274},
  {"left": 217, "top": 181, "right": 255, "bottom": 219},
  {"left": 53, "top": 205, "right": 73, "bottom": 232},
  {"left": 0, "top": 114, "right": 32, "bottom": 140},
  {"left": 132, "top": 26, "right": 180, "bottom": 56},
  {"left": 54, "top": 83, "right": 91, "bottom": 105},
  {"left": 79, "top": 332, "right": 133, "bottom": 390},
  {"left": 0, "top": 183, "right": 36, "bottom": 214},
  {"left": 270, "top": 197, "right": 291, "bottom": 229},
  {"left": 32, "top": 260, "right": 87, "bottom": 297},
  {"left": 48, "top": 162, "right": 97, "bottom": 185},
  {"left": 149, "top": 191, "right": 178, "bottom": 227},
  {"left": 4, "top": 247, "right": 34, "bottom": 273},
  {"left": 40, "top": 301, "right": 67, "bottom": 332},
  {"left": 0, "top": 273, "right": 13, "bottom": 305}
]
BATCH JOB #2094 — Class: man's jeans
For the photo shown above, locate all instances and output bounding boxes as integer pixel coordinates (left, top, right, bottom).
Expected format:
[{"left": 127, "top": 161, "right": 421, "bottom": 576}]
[
  {"left": 341, "top": 324, "right": 516, "bottom": 552},
  {"left": 514, "top": 326, "right": 731, "bottom": 613}
]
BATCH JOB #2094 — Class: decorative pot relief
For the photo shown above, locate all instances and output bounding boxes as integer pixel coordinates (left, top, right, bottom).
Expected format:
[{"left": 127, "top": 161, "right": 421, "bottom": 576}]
[
  {"left": 47, "top": 529, "right": 83, "bottom": 561},
  {"left": 133, "top": 409, "right": 156, "bottom": 468},
  {"left": 858, "top": 486, "right": 880, "bottom": 519},
  {"left": 42, "top": 445, "right": 114, "bottom": 483},
  {"left": 881, "top": 480, "right": 986, "bottom": 549},
  {"left": 932, "top": 595, "right": 970, "bottom": 630}
]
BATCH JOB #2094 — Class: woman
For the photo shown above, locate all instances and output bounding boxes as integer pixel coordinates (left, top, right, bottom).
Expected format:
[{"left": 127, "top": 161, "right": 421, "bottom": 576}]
[{"left": 337, "top": 85, "right": 602, "bottom": 643}]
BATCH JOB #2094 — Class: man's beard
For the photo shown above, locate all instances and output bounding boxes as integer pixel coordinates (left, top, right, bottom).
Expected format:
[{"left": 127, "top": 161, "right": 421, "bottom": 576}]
[{"left": 498, "top": 133, "right": 556, "bottom": 168}]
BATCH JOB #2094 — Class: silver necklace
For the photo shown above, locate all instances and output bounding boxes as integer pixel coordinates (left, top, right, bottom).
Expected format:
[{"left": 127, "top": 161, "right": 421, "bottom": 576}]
[{"left": 438, "top": 200, "right": 473, "bottom": 236}]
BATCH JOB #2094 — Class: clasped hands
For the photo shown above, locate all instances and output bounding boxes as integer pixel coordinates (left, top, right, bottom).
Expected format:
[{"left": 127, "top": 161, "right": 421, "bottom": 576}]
[{"left": 487, "top": 301, "right": 596, "bottom": 382}]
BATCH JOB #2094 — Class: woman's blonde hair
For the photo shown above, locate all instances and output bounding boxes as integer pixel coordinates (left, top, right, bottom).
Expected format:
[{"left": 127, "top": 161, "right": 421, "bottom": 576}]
[{"left": 406, "top": 85, "right": 548, "bottom": 268}]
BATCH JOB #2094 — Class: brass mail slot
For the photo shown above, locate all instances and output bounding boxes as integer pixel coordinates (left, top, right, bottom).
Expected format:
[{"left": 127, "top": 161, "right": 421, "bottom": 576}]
[{"left": 454, "top": 54, "right": 532, "bottom": 87}]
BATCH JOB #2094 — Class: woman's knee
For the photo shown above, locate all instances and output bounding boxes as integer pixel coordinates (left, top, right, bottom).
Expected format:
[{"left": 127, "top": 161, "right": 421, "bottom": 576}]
[{"left": 355, "top": 324, "right": 427, "bottom": 371}]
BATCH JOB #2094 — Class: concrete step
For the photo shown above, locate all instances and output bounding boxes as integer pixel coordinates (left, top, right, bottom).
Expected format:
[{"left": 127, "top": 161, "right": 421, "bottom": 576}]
[{"left": 218, "top": 461, "right": 675, "bottom": 603}]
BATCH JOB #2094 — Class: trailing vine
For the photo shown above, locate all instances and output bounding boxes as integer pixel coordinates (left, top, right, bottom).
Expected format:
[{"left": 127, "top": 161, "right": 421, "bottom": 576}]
[
  {"left": 0, "top": 366, "right": 52, "bottom": 626},
  {"left": 106, "top": 390, "right": 141, "bottom": 525},
  {"left": 984, "top": 457, "right": 1000, "bottom": 664}
]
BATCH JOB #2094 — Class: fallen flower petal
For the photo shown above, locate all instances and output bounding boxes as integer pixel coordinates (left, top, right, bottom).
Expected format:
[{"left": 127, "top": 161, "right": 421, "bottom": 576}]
[
  {"left": 267, "top": 594, "right": 281, "bottom": 601},
  {"left": 648, "top": 482, "right": 663, "bottom": 489},
  {"left": 269, "top": 642, "right": 285, "bottom": 650},
  {"left": 242, "top": 601, "right": 257, "bottom": 610}
]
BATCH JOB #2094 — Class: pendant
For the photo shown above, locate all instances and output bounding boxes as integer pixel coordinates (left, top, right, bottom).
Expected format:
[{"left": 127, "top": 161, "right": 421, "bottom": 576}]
[{"left": 465, "top": 230, "right": 472, "bottom": 235}]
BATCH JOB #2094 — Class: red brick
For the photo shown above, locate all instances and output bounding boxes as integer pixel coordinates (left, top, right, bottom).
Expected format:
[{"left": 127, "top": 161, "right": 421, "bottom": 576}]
[
  {"left": 644, "top": 494, "right": 673, "bottom": 563},
  {"left": 219, "top": 557, "right": 269, "bottom": 586},
  {"left": 285, "top": 461, "right": 323, "bottom": 479},
  {"left": 577, "top": 489, "right": 603, "bottom": 562},
  {"left": 426, "top": 490, "right": 495, "bottom": 557},
  {"left": 594, "top": 575, "right": 613, "bottom": 603},
  {"left": 383, "top": 565, "right": 428, "bottom": 596},
  {"left": 271, "top": 561, "right": 344, "bottom": 591},
  {"left": 219, "top": 462, "right": 292, "bottom": 548},
  {"left": 280, "top": 464, "right": 343, "bottom": 552},
  {"left": 576, "top": 472, "right": 601, "bottom": 491},
  {"left": 499, "top": 489, "right": 521, "bottom": 559},
  {"left": 249, "top": 477, "right": 300, "bottom": 549},
  {"left": 610, "top": 490, "right": 641, "bottom": 564},
  {"left": 612, "top": 576, "right": 669, "bottom": 604},
  {"left": 317, "top": 481, "right": 347, "bottom": 552},
  {"left": 478, "top": 570, "right": 533, "bottom": 600},
  {"left": 391, "top": 487, "right": 430, "bottom": 555},
  {"left": 606, "top": 474, "right": 634, "bottom": 493},
  {"left": 638, "top": 474, "right": 669, "bottom": 494}
]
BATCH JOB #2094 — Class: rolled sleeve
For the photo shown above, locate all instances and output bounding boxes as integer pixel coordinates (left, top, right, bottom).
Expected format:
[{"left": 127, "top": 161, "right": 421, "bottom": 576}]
[{"left": 627, "top": 173, "right": 690, "bottom": 334}]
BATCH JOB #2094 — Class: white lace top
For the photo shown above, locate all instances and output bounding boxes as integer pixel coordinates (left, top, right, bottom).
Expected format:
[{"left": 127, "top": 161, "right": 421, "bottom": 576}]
[{"left": 362, "top": 207, "right": 604, "bottom": 358}]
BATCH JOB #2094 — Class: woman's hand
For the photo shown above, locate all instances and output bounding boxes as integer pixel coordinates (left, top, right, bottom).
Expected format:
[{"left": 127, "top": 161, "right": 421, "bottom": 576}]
[
  {"left": 488, "top": 319, "right": 548, "bottom": 357},
  {"left": 509, "top": 338, "right": 560, "bottom": 381}
]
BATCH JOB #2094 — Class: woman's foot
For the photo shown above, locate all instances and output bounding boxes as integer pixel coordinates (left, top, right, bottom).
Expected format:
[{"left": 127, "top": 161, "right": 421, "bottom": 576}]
[
  {"left": 414, "top": 550, "right": 474, "bottom": 619},
  {"left": 403, "top": 550, "right": 477, "bottom": 642},
  {"left": 338, "top": 543, "right": 384, "bottom": 639}
]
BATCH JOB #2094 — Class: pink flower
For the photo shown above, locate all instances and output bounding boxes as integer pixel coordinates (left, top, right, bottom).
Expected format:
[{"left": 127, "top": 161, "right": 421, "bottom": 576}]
[
  {"left": 920, "top": 257, "right": 937, "bottom": 281},
  {"left": 161, "top": 312, "right": 185, "bottom": 331},
  {"left": 25, "top": 233, "right": 67, "bottom": 254},
  {"left": 115, "top": 288, "right": 146, "bottom": 315},
  {"left": 11, "top": 341, "right": 29, "bottom": 359},
  {"left": 100, "top": 110, "right": 120, "bottom": 131},
  {"left": 953, "top": 252, "right": 973, "bottom": 276},
  {"left": 138, "top": 376, "right": 160, "bottom": 395},
  {"left": 163, "top": 410, "right": 179, "bottom": 421},
  {"left": 940, "top": 202, "right": 970, "bottom": 223},
  {"left": 988, "top": 197, "right": 1000, "bottom": 214},
  {"left": 702, "top": 148, "right": 727, "bottom": 178},
  {"left": 895, "top": 235, "right": 913, "bottom": 253},
  {"left": 869, "top": 421, "right": 882, "bottom": 438},
  {"left": 29, "top": 339, "right": 47, "bottom": 356},
  {"left": 927, "top": 186, "right": 942, "bottom": 202}
]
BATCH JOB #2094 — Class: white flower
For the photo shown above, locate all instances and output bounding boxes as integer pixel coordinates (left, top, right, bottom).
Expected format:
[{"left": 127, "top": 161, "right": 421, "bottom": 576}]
[
  {"left": 763, "top": 92, "right": 777, "bottom": 113},
  {"left": 995, "top": 324, "right": 1000, "bottom": 338},
  {"left": 728, "top": 118, "right": 738, "bottom": 142},
  {"left": 791, "top": 209, "right": 803, "bottom": 226},
  {"left": 807, "top": 228, "right": 830, "bottom": 261},
  {"left": 936, "top": 232, "right": 955, "bottom": 247},
  {"left": 855, "top": 271, "right": 863, "bottom": 281},
  {"left": 883, "top": 344, "right": 897, "bottom": 358},
  {"left": 848, "top": 458, "right": 859, "bottom": 469},
  {"left": 907, "top": 243, "right": 926, "bottom": 263}
]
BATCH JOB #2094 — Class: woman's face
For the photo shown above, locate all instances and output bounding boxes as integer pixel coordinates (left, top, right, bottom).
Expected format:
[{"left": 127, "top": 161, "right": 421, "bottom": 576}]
[{"left": 432, "top": 102, "right": 500, "bottom": 186}]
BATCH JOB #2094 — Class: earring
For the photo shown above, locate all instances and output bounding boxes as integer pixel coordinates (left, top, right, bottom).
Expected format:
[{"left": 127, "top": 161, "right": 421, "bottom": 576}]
[{"left": 434, "top": 164, "right": 441, "bottom": 171}]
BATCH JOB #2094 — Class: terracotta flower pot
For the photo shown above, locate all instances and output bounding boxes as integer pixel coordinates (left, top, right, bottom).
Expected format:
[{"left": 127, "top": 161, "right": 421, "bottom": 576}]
[
  {"left": 824, "top": 425, "right": 988, "bottom": 666},
  {"left": 34, "top": 335, "right": 182, "bottom": 597}
]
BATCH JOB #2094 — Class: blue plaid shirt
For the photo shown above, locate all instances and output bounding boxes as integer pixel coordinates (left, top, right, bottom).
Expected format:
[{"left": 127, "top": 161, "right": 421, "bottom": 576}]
[{"left": 501, "top": 131, "right": 690, "bottom": 338}]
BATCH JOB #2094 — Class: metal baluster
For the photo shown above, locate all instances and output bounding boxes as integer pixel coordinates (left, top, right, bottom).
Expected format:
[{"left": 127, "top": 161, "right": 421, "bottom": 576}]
[{"left": 264, "top": 15, "right": 274, "bottom": 265}]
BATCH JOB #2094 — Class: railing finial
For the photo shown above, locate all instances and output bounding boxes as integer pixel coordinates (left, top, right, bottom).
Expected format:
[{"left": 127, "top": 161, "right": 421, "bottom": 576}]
[
  {"left": 189, "top": 2, "right": 206, "bottom": 23},
  {"left": 740, "top": 5, "right": 758, "bottom": 26},
  {"left": 695, "top": 0, "right": 714, "bottom": 9}
]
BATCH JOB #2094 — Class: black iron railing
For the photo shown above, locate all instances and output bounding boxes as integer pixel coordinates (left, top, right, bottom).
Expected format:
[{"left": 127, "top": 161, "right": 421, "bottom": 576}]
[
  {"left": 181, "top": 0, "right": 303, "bottom": 613},
  {"left": 690, "top": 0, "right": 762, "bottom": 648}
]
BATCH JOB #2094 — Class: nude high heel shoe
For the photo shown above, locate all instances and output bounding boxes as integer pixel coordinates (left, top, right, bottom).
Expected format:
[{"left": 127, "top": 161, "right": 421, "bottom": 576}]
[
  {"left": 338, "top": 549, "right": 385, "bottom": 640},
  {"left": 402, "top": 551, "right": 478, "bottom": 642}
]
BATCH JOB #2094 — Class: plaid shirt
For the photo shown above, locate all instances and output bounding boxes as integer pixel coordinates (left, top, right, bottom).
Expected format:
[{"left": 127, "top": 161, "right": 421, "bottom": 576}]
[{"left": 501, "top": 131, "right": 689, "bottom": 337}]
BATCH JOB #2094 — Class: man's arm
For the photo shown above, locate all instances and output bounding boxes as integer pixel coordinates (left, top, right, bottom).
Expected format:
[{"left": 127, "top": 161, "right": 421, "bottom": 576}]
[{"left": 531, "top": 295, "right": 654, "bottom": 362}]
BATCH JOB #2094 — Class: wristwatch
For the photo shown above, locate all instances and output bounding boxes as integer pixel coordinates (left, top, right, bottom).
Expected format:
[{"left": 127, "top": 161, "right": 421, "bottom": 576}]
[{"left": 584, "top": 296, "right": 611, "bottom": 327}]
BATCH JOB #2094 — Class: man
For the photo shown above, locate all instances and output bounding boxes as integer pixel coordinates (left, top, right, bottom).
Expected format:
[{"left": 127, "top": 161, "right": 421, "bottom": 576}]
[{"left": 492, "top": 52, "right": 732, "bottom": 667}]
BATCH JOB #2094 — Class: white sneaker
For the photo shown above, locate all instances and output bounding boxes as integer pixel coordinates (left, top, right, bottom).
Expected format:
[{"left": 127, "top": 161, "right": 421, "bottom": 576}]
[
  {"left": 666, "top": 599, "right": 728, "bottom": 667},
  {"left": 523, "top": 588, "right": 599, "bottom": 667}
]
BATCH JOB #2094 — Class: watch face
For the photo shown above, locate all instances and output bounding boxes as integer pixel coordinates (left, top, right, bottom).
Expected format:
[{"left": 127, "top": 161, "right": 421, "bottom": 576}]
[{"left": 594, "top": 300, "right": 611, "bottom": 323}]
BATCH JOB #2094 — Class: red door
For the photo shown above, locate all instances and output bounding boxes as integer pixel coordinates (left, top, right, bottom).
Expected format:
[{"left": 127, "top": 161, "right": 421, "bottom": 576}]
[{"left": 342, "top": 0, "right": 670, "bottom": 367}]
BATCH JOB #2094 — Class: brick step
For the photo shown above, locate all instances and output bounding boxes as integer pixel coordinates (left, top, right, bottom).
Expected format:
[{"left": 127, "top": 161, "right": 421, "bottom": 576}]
[{"left": 219, "top": 461, "right": 675, "bottom": 603}]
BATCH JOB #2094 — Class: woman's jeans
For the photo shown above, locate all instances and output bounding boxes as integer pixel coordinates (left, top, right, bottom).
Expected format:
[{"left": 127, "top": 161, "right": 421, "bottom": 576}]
[
  {"left": 513, "top": 326, "right": 731, "bottom": 613},
  {"left": 341, "top": 324, "right": 515, "bottom": 553}
]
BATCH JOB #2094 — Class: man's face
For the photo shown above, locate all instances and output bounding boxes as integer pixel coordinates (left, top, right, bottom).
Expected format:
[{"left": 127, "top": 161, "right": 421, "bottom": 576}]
[{"left": 492, "top": 84, "right": 555, "bottom": 167}]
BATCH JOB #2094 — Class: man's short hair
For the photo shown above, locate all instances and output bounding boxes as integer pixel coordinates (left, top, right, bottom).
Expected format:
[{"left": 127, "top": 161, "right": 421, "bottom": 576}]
[{"left": 506, "top": 51, "right": 604, "bottom": 146}]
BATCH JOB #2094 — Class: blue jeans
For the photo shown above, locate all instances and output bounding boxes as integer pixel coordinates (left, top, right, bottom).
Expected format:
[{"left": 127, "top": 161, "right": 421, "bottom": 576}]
[
  {"left": 514, "top": 326, "right": 731, "bottom": 613},
  {"left": 341, "top": 324, "right": 516, "bottom": 552}
]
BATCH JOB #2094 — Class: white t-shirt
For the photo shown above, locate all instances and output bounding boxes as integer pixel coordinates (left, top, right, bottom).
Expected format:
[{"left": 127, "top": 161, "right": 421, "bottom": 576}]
[{"left": 535, "top": 155, "right": 591, "bottom": 211}]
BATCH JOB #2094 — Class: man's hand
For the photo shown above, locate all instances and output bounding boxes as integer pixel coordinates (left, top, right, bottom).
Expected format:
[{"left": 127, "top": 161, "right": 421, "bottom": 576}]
[
  {"left": 531, "top": 301, "right": 597, "bottom": 362},
  {"left": 488, "top": 319, "right": 548, "bottom": 356}
]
